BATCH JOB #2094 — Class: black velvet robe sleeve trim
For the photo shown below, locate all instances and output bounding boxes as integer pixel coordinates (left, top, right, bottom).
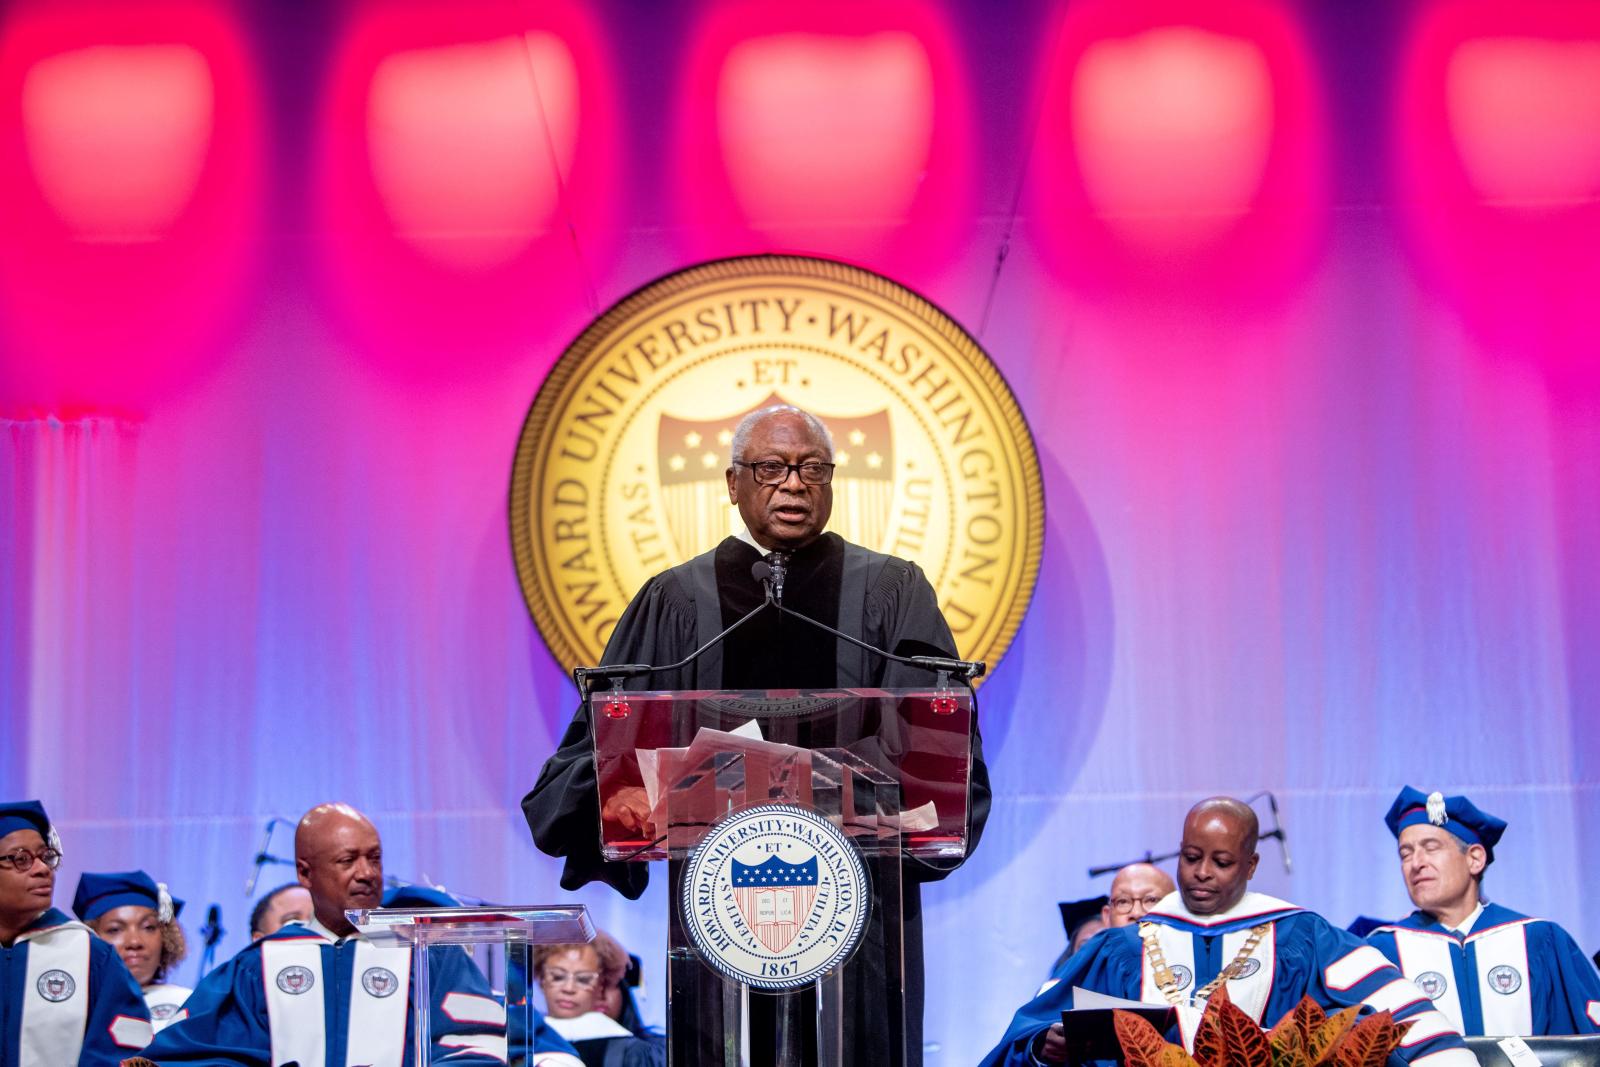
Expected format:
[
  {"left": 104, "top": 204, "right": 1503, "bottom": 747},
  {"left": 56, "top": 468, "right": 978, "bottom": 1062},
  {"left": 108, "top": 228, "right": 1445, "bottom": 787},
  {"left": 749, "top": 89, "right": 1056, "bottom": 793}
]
[
  {"left": 863, "top": 557, "right": 993, "bottom": 886},
  {"left": 520, "top": 569, "right": 699, "bottom": 898}
]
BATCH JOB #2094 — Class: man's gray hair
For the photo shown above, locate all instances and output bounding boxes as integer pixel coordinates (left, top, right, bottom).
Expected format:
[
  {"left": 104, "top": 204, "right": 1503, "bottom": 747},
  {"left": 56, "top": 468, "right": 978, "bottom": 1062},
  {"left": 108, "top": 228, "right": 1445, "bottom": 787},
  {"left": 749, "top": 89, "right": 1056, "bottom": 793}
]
[{"left": 728, "top": 404, "right": 834, "bottom": 464}]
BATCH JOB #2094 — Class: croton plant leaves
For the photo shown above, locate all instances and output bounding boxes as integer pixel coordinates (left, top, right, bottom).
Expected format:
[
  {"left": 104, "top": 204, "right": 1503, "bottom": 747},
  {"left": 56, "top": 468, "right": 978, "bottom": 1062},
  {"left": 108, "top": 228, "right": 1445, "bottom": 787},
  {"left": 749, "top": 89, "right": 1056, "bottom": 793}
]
[
  {"left": 1115, "top": 1009, "right": 1195, "bottom": 1067},
  {"left": 1332, "top": 1011, "right": 1404, "bottom": 1067},
  {"left": 1117, "top": 993, "right": 1409, "bottom": 1067}
]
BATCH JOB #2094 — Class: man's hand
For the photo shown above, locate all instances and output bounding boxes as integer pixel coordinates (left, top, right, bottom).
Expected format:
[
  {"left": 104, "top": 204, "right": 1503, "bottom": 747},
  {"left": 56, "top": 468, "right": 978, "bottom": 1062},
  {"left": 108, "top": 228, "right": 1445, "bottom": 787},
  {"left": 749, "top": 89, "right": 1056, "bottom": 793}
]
[
  {"left": 601, "top": 786, "right": 653, "bottom": 837},
  {"left": 1034, "top": 1022, "right": 1067, "bottom": 1064}
]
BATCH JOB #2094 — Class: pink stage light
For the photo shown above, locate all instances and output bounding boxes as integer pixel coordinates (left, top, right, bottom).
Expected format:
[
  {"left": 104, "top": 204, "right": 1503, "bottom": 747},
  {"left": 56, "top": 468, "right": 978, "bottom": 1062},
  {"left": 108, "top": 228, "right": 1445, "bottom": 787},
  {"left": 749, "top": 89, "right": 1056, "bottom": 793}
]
[
  {"left": 716, "top": 31, "right": 933, "bottom": 234},
  {"left": 21, "top": 43, "right": 214, "bottom": 239},
  {"left": 1029, "top": 0, "right": 1325, "bottom": 300},
  {"left": 1396, "top": 1, "right": 1600, "bottom": 390},
  {"left": 1445, "top": 37, "right": 1600, "bottom": 210},
  {"left": 0, "top": 0, "right": 261, "bottom": 417},
  {"left": 675, "top": 0, "right": 973, "bottom": 275},
  {"left": 366, "top": 33, "right": 579, "bottom": 270},
  {"left": 1071, "top": 26, "right": 1274, "bottom": 250},
  {"left": 316, "top": 0, "right": 617, "bottom": 376}
]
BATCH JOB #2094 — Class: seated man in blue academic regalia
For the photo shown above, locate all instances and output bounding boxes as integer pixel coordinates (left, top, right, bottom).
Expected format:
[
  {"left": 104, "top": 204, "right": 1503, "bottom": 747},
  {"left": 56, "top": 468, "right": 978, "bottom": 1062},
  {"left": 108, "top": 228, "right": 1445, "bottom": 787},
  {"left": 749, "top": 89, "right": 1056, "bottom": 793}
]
[
  {"left": 0, "top": 799, "right": 153, "bottom": 1063},
  {"left": 1367, "top": 785, "right": 1600, "bottom": 1037},
  {"left": 978, "top": 797, "right": 1475, "bottom": 1067},
  {"left": 138, "top": 802, "right": 507, "bottom": 1066}
]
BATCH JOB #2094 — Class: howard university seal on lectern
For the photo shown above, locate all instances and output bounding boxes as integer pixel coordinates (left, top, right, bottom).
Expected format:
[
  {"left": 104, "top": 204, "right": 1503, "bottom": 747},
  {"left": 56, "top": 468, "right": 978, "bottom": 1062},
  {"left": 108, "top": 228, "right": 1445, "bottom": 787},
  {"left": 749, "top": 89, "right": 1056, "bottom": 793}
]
[
  {"left": 681, "top": 804, "right": 869, "bottom": 991},
  {"left": 509, "top": 255, "right": 1044, "bottom": 677}
]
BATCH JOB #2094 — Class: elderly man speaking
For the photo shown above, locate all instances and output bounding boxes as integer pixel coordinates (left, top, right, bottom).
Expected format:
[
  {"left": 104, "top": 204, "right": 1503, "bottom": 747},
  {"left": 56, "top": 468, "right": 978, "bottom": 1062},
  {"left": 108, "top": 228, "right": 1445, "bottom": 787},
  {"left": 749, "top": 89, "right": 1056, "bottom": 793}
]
[{"left": 524, "top": 403, "right": 991, "bottom": 1067}]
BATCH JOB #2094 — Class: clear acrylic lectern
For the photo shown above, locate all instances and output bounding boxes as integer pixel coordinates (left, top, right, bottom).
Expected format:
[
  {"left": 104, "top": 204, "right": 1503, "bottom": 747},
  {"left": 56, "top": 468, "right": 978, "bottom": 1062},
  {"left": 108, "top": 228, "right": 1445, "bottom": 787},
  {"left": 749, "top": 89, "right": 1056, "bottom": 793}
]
[
  {"left": 590, "top": 687, "right": 976, "bottom": 1067},
  {"left": 350, "top": 903, "right": 594, "bottom": 1067}
]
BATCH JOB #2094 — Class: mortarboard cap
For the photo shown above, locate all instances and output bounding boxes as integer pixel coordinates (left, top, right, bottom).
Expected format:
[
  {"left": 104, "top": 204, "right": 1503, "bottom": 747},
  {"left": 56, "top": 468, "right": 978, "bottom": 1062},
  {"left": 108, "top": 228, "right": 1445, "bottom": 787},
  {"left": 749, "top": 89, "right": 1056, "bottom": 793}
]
[
  {"left": 72, "top": 870, "right": 183, "bottom": 923},
  {"left": 0, "top": 800, "right": 51, "bottom": 842},
  {"left": 1385, "top": 785, "right": 1506, "bottom": 863},
  {"left": 1058, "top": 896, "right": 1109, "bottom": 942}
]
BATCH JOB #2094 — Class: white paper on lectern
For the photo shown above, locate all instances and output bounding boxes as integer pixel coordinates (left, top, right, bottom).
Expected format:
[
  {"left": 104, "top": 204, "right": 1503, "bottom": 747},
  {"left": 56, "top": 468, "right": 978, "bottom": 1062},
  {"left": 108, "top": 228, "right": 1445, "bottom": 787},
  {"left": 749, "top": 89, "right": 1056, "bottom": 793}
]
[
  {"left": 632, "top": 725, "right": 939, "bottom": 830},
  {"left": 635, "top": 725, "right": 786, "bottom": 813},
  {"left": 892, "top": 801, "right": 939, "bottom": 832}
]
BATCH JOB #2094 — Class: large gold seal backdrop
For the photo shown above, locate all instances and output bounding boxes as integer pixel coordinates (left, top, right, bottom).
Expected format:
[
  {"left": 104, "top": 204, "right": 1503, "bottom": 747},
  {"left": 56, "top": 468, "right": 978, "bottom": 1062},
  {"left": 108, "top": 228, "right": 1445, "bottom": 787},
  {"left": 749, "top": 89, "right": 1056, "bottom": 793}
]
[{"left": 510, "top": 256, "right": 1043, "bottom": 679}]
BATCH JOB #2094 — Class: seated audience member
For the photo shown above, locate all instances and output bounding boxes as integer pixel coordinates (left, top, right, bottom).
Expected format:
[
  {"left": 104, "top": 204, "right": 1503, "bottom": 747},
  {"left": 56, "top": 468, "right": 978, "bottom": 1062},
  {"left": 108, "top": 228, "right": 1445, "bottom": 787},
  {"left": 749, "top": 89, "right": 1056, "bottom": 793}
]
[
  {"left": 979, "top": 797, "right": 1475, "bottom": 1067},
  {"left": 599, "top": 952, "right": 664, "bottom": 1048},
  {"left": 1047, "top": 865, "right": 1176, "bottom": 978},
  {"left": 137, "top": 802, "right": 506, "bottom": 1065},
  {"left": 1100, "top": 862, "right": 1176, "bottom": 930},
  {"left": 381, "top": 883, "right": 581, "bottom": 1067},
  {"left": 536, "top": 931, "right": 665, "bottom": 1067},
  {"left": 1366, "top": 786, "right": 1600, "bottom": 1036},
  {"left": 1050, "top": 896, "right": 1107, "bottom": 975},
  {"left": 0, "top": 800, "right": 152, "bottom": 1062},
  {"left": 73, "top": 871, "right": 190, "bottom": 1031},
  {"left": 248, "top": 882, "right": 312, "bottom": 940}
]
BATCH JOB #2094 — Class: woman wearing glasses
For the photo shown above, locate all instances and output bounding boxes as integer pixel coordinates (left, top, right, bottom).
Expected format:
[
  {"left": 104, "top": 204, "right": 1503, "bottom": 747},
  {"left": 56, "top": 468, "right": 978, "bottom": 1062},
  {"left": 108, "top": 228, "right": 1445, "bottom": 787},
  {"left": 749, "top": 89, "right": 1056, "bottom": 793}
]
[
  {"left": 72, "top": 870, "right": 191, "bottom": 1032},
  {"left": 535, "top": 930, "right": 665, "bottom": 1067},
  {"left": 0, "top": 798, "right": 154, "bottom": 1062}
]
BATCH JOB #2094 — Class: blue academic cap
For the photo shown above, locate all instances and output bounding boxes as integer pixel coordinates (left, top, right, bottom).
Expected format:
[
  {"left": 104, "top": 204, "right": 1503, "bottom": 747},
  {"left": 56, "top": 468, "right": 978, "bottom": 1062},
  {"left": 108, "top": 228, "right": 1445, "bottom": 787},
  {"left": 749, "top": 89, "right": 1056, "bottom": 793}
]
[
  {"left": 72, "top": 870, "right": 184, "bottom": 923},
  {"left": 382, "top": 883, "right": 460, "bottom": 909},
  {"left": 0, "top": 799, "right": 51, "bottom": 841},
  {"left": 1384, "top": 785, "right": 1506, "bottom": 863}
]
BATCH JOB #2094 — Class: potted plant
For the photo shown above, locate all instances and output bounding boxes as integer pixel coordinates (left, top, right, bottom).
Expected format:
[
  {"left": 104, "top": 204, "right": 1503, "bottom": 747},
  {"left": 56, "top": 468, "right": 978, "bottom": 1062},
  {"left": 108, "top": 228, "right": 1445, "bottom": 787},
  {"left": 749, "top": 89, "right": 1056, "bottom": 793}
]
[{"left": 1114, "top": 986, "right": 1406, "bottom": 1067}]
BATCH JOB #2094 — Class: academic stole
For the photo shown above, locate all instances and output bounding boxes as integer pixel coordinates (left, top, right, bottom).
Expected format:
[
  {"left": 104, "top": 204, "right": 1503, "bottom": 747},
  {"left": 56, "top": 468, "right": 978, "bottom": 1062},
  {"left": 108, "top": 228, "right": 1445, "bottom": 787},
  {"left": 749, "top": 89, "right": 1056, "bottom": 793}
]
[
  {"left": 1140, "top": 920, "right": 1275, "bottom": 1016},
  {"left": 262, "top": 936, "right": 412, "bottom": 1067},
  {"left": 1390, "top": 928, "right": 1469, "bottom": 1034},
  {"left": 18, "top": 923, "right": 91, "bottom": 1067},
  {"left": 1394, "top": 921, "right": 1536, "bottom": 1036}
]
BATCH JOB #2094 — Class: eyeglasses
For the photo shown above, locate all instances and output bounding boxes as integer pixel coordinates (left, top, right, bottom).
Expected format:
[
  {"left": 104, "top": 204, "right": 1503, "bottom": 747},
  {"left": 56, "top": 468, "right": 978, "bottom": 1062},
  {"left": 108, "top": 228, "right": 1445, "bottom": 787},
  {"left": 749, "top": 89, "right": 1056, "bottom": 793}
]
[
  {"left": 1109, "top": 894, "right": 1165, "bottom": 914},
  {"left": 734, "top": 460, "right": 836, "bottom": 486},
  {"left": 540, "top": 969, "right": 601, "bottom": 990},
  {"left": 0, "top": 846, "right": 62, "bottom": 872}
]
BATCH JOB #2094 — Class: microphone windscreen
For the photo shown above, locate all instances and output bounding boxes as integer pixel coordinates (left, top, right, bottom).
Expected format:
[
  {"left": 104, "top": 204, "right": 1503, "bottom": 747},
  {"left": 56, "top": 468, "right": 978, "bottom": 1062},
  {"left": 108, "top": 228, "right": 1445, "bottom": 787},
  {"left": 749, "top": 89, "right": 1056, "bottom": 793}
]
[{"left": 751, "top": 561, "right": 772, "bottom": 583}]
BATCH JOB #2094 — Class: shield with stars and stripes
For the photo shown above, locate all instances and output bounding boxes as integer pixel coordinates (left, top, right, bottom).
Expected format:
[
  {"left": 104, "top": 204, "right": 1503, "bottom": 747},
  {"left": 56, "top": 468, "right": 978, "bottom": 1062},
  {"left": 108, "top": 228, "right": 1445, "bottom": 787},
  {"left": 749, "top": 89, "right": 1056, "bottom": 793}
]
[
  {"left": 731, "top": 854, "right": 821, "bottom": 953},
  {"left": 656, "top": 397, "right": 895, "bottom": 559}
]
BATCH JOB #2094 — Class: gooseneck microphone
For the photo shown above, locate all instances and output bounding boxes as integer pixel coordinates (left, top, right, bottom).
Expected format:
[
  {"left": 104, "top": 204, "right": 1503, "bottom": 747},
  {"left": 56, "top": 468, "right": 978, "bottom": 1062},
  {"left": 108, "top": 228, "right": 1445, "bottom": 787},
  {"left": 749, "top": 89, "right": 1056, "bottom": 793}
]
[
  {"left": 570, "top": 557, "right": 985, "bottom": 696},
  {"left": 202, "top": 904, "right": 223, "bottom": 946},
  {"left": 244, "top": 817, "right": 296, "bottom": 896},
  {"left": 244, "top": 819, "right": 277, "bottom": 896},
  {"left": 1265, "top": 792, "right": 1293, "bottom": 874},
  {"left": 744, "top": 559, "right": 985, "bottom": 681},
  {"left": 766, "top": 551, "right": 789, "bottom": 604},
  {"left": 752, "top": 559, "right": 773, "bottom": 597},
  {"left": 198, "top": 904, "right": 224, "bottom": 975}
]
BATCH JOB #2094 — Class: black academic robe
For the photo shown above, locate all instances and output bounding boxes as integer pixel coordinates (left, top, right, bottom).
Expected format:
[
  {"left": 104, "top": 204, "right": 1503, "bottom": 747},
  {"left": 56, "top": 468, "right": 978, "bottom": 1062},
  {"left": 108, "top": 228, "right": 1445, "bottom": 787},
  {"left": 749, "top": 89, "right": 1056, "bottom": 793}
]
[{"left": 523, "top": 533, "right": 992, "bottom": 1067}]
